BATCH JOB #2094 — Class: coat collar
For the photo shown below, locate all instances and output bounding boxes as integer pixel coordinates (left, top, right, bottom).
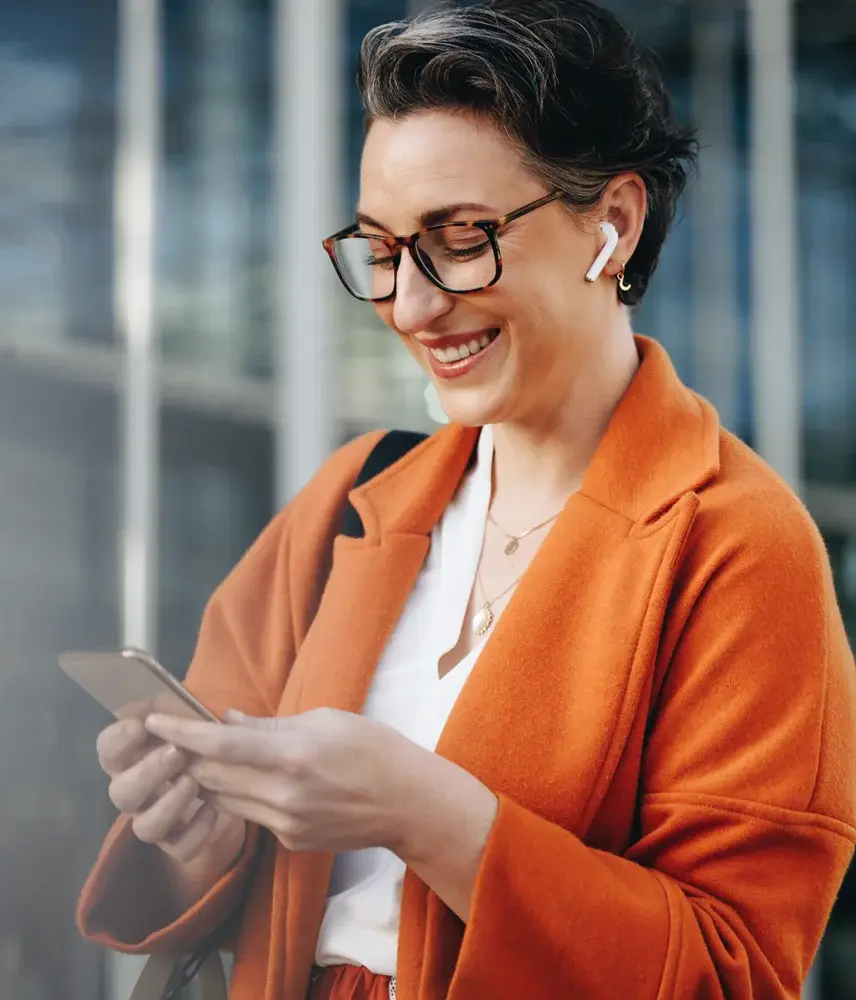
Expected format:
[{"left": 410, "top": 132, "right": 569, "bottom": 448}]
[{"left": 351, "top": 335, "right": 720, "bottom": 537}]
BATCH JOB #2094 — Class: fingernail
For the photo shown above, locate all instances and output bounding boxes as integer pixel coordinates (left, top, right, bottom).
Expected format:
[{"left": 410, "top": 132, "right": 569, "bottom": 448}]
[
  {"left": 145, "top": 714, "right": 165, "bottom": 731},
  {"left": 164, "top": 744, "right": 184, "bottom": 767}
]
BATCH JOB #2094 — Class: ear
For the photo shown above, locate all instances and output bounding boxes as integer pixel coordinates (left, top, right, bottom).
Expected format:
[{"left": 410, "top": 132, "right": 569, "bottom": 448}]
[{"left": 600, "top": 173, "right": 647, "bottom": 275}]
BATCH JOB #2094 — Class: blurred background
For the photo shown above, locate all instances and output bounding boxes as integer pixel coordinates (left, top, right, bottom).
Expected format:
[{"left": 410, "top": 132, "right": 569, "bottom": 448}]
[{"left": 0, "top": 0, "right": 854, "bottom": 997}]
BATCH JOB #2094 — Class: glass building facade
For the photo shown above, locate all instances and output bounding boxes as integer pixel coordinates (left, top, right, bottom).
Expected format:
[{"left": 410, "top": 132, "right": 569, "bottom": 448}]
[{"left": 0, "top": 0, "right": 853, "bottom": 997}]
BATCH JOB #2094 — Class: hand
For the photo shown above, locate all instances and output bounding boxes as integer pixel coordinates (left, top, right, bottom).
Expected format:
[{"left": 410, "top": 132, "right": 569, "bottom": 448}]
[
  {"left": 145, "top": 708, "right": 429, "bottom": 855},
  {"left": 96, "top": 717, "right": 245, "bottom": 869}
]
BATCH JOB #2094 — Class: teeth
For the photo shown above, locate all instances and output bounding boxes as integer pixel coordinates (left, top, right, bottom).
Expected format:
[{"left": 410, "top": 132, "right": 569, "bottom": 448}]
[{"left": 429, "top": 332, "right": 496, "bottom": 364}]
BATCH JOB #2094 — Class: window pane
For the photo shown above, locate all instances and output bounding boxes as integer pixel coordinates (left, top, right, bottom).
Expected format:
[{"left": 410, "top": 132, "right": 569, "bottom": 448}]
[
  {"left": 796, "top": 0, "right": 856, "bottom": 488},
  {"left": 158, "top": 407, "right": 274, "bottom": 675},
  {"left": 159, "top": 0, "right": 274, "bottom": 378},
  {"left": 0, "top": 0, "right": 117, "bottom": 347}
]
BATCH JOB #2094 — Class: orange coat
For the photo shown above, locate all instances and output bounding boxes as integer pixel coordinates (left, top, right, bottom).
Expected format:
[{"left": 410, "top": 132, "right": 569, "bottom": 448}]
[{"left": 79, "top": 337, "right": 856, "bottom": 1000}]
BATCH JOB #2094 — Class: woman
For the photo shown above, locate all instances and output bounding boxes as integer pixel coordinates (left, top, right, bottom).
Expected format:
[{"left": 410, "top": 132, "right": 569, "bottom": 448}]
[{"left": 78, "top": 2, "right": 856, "bottom": 999}]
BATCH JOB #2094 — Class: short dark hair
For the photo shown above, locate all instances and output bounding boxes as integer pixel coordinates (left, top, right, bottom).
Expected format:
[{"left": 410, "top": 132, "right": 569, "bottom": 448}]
[{"left": 356, "top": 0, "right": 698, "bottom": 305}]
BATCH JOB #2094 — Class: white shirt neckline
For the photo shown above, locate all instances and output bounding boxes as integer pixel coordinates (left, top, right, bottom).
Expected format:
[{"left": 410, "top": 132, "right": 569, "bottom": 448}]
[{"left": 314, "top": 425, "right": 495, "bottom": 975}]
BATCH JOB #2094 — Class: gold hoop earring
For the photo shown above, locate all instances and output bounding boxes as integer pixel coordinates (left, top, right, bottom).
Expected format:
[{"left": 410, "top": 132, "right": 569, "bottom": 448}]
[{"left": 617, "top": 265, "right": 632, "bottom": 293}]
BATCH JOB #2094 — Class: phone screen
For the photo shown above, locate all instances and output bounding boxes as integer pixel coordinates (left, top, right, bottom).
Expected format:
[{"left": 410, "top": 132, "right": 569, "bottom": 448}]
[{"left": 58, "top": 649, "right": 219, "bottom": 723}]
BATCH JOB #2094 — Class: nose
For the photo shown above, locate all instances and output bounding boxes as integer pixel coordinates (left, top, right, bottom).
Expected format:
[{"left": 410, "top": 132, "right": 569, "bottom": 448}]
[{"left": 392, "top": 248, "right": 454, "bottom": 335}]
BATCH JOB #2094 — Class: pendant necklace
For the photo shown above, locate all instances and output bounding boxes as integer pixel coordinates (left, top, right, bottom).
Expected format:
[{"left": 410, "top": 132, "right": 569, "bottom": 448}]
[
  {"left": 472, "top": 507, "right": 564, "bottom": 634},
  {"left": 471, "top": 569, "right": 525, "bottom": 636},
  {"left": 488, "top": 508, "right": 562, "bottom": 556}
]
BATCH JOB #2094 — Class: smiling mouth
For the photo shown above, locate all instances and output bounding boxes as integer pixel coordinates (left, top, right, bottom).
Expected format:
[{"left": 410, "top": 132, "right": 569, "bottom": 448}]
[{"left": 424, "top": 330, "right": 499, "bottom": 365}]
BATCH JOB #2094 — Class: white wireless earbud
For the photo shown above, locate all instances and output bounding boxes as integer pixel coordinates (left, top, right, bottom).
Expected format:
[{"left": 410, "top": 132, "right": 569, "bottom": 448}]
[{"left": 585, "top": 221, "right": 620, "bottom": 283}]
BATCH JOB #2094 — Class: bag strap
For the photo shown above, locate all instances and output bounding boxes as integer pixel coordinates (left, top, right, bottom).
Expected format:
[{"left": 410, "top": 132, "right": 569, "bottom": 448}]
[
  {"left": 130, "top": 430, "right": 427, "bottom": 1000},
  {"left": 338, "top": 430, "right": 428, "bottom": 538},
  {"left": 131, "top": 951, "right": 227, "bottom": 1000}
]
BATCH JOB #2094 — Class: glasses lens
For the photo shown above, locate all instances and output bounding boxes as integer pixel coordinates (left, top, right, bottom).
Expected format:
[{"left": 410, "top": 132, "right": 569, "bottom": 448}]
[
  {"left": 416, "top": 225, "right": 497, "bottom": 292},
  {"left": 332, "top": 235, "right": 396, "bottom": 301}
]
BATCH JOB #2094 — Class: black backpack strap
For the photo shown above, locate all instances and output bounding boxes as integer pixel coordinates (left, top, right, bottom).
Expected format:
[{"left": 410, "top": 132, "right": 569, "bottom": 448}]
[{"left": 339, "top": 430, "right": 428, "bottom": 538}]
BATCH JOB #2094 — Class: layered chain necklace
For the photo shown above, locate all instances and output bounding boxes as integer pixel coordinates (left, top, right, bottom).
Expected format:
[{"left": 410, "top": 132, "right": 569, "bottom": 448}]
[
  {"left": 487, "top": 508, "right": 562, "bottom": 555},
  {"left": 470, "top": 507, "right": 563, "bottom": 636}
]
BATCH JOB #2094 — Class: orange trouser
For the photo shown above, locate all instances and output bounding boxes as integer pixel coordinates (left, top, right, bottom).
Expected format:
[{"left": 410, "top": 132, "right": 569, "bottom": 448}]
[{"left": 309, "top": 965, "right": 393, "bottom": 1000}]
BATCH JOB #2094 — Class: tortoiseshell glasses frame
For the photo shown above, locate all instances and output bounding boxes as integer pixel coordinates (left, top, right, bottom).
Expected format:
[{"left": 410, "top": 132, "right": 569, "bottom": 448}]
[{"left": 322, "top": 190, "right": 564, "bottom": 302}]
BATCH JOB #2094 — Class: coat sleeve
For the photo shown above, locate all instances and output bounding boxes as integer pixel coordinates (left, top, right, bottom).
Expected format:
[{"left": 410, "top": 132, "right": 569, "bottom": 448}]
[
  {"left": 448, "top": 498, "right": 856, "bottom": 1000},
  {"left": 76, "top": 431, "right": 384, "bottom": 955}
]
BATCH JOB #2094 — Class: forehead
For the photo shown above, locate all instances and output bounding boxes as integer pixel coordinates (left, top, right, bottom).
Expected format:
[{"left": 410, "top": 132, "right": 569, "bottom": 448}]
[{"left": 358, "top": 110, "right": 537, "bottom": 229}]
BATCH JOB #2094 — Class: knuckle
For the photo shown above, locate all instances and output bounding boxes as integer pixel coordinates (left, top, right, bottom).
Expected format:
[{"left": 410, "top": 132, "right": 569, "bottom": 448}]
[
  {"left": 131, "top": 814, "right": 160, "bottom": 845},
  {"left": 218, "top": 731, "right": 245, "bottom": 759},
  {"left": 108, "top": 776, "right": 141, "bottom": 814},
  {"left": 176, "top": 773, "right": 199, "bottom": 798},
  {"left": 275, "top": 814, "right": 308, "bottom": 850},
  {"left": 282, "top": 743, "right": 313, "bottom": 778},
  {"left": 158, "top": 743, "right": 187, "bottom": 777},
  {"left": 135, "top": 812, "right": 169, "bottom": 845},
  {"left": 97, "top": 719, "right": 145, "bottom": 770},
  {"left": 270, "top": 781, "right": 298, "bottom": 814},
  {"left": 169, "top": 807, "right": 215, "bottom": 862},
  {"left": 95, "top": 727, "right": 115, "bottom": 761},
  {"left": 187, "top": 758, "right": 214, "bottom": 785}
]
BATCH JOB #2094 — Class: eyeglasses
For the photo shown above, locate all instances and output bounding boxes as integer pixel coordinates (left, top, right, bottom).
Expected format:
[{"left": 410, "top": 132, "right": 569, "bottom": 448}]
[{"left": 322, "top": 191, "right": 563, "bottom": 302}]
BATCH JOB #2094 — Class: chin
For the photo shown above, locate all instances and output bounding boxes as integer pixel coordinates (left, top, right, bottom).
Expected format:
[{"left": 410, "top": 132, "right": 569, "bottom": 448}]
[{"left": 435, "top": 386, "right": 509, "bottom": 428}]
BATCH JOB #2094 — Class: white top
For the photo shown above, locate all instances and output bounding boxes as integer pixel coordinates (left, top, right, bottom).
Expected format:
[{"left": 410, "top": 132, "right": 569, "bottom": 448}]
[{"left": 314, "top": 425, "right": 495, "bottom": 975}]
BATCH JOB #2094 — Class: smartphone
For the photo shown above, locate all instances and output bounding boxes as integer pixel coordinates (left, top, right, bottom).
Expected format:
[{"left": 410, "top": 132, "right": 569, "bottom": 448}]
[{"left": 58, "top": 647, "right": 220, "bottom": 723}]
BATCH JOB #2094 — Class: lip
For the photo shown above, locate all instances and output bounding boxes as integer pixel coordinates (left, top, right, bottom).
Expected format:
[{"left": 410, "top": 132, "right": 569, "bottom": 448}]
[
  {"left": 422, "top": 329, "right": 500, "bottom": 380},
  {"left": 417, "top": 330, "right": 493, "bottom": 351}
]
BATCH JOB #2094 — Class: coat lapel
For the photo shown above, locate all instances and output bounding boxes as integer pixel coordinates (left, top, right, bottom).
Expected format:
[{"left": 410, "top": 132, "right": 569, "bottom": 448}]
[
  {"left": 432, "top": 490, "right": 702, "bottom": 830},
  {"left": 427, "top": 335, "right": 720, "bottom": 825},
  {"left": 275, "top": 423, "right": 479, "bottom": 1000},
  {"left": 272, "top": 336, "right": 721, "bottom": 1000}
]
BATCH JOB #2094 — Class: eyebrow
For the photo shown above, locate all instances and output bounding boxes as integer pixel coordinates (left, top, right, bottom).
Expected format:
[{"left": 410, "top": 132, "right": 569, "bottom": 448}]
[{"left": 355, "top": 202, "right": 497, "bottom": 233}]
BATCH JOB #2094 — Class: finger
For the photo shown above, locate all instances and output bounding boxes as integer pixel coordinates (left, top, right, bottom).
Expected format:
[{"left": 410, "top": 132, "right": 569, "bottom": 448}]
[
  {"left": 186, "top": 758, "right": 277, "bottom": 799},
  {"left": 188, "top": 757, "right": 249, "bottom": 792},
  {"left": 146, "top": 715, "right": 287, "bottom": 769},
  {"left": 97, "top": 718, "right": 149, "bottom": 776},
  {"left": 161, "top": 802, "right": 218, "bottom": 864},
  {"left": 109, "top": 743, "right": 188, "bottom": 814},
  {"left": 202, "top": 793, "right": 293, "bottom": 841},
  {"left": 223, "top": 710, "right": 280, "bottom": 731},
  {"left": 131, "top": 774, "right": 201, "bottom": 845}
]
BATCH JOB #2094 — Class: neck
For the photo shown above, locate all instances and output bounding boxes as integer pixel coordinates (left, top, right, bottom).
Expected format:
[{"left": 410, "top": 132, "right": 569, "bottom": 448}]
[{"left": 490, "top": 327, "right": 640, "bottom": 516}]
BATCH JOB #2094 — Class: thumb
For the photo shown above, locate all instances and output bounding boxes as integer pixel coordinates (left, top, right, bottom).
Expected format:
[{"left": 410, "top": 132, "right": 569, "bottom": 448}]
[{"left": 223, "top": 709, "right": 281, "bottom": 730}]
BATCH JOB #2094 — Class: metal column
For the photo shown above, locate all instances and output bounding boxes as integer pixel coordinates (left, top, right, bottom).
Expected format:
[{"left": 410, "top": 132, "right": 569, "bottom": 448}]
[
  {"left": 749, "top": 4, "right": 816, "bottom": 990},
  {"left": 192, "top": 0, "right": 251, "bottom": 375},
  {"left": 112, "top": 0, "right": 162, "bottom": 996},
  {"left": 273, "top": 0, "right": 343, "bottom": 505},
  {"left": 748, "top": 0, "right": 802, "bottom": 491},
  {"left": 690, "top": 0, "right": 740, "bottom": 433}
]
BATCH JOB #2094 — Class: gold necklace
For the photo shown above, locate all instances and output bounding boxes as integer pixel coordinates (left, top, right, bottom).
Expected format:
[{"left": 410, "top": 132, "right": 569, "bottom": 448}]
[
  {"left": 471, "top": 568, "right": 525, "bottom": 636},
  {"left": 487, "top": 508, "right": 563, "bottom": 555}
]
